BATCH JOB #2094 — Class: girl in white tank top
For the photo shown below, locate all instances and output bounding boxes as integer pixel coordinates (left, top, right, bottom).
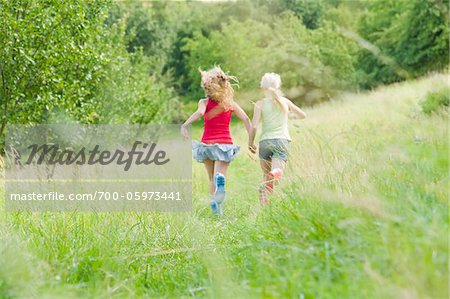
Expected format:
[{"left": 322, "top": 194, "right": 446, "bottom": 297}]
[{"left": 248, "top": 73, "right": 307, "bottom": 205}]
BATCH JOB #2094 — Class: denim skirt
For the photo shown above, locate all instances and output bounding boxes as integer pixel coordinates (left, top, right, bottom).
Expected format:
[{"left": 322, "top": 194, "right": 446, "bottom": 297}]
[{"left": 192, "top": 141, "right": 240, "bottom": 163}]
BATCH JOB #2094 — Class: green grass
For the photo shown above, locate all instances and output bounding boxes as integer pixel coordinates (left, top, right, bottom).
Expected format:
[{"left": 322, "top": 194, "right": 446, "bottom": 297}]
[
  {"left": 1, "top": 73, "right": 449, "bottom": 298},
  {"left": 420, "top": 87, "right": 450, "bottom": 115}
]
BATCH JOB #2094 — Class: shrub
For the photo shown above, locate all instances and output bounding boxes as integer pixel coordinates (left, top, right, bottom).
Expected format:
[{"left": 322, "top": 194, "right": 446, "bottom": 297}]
[
  {"left": 421, "top": 87, "right": 450, "bottom": 115},
  {"left": 96, "top": 17, "right": 182, "bottom": 125},
  {"left": 182, "top": 13, "right": 359, "bottom": 105},
  {"left": 357, "top": 0, "right": 449, "bottom": 89}
]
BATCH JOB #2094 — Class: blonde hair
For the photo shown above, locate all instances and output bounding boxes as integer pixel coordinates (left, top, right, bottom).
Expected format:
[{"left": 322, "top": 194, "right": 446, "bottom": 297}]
[
  {"left": 260, "top": 72, "right": 288, "bottom": 113},
  {"left": 199, "top": 66, "right": 237, "bottom": 110}
]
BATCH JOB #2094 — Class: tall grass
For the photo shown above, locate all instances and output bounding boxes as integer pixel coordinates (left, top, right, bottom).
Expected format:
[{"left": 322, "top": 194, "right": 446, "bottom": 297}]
[{"left": 0, "top": 74, "right": 448, "bottom": 298}]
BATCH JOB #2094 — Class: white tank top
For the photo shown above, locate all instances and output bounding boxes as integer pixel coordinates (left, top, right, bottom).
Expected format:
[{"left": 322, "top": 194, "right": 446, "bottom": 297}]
[{"left": 260, "top": 97, "right": 291, "bottom": 141}]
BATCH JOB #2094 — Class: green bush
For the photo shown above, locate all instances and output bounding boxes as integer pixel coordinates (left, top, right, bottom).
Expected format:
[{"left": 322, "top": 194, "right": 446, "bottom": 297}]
[
  {"left": 0, "top": 0, "right": 182, "bottom": 146},
  {"left": 357, "top": 0, "right": 449, "bottom": 89},
  {"left": 96, "top": 16, "right": 182, "bottom": 125},
  {"left": 421, "top": 88, "right": 450, "bottom": 115},
  {"left": 182, "top": 13, "right": 359, "bottom": 105},
  {"left": 283, "top": 0, "right": 324, "bottom": 29},
  {"left": 0, "top": 0, "right": 110, "bottom": 131}
]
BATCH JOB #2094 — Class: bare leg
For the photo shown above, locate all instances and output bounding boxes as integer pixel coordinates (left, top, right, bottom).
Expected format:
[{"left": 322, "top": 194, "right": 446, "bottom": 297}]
[
  {"left": 271, "top": 158, "right": 286, "bottom": 185},
  {"left": 213, "top": 160, "right": 230, "bottom": 178},
  {"left": 271, "top": 158, "right": 286, "bottom": 172},
  {"left": 203, "top": 159, "right": 215, "bottom": 195},
  {"left": 259, "top": 159, "right": 271, "bottom": 205}
]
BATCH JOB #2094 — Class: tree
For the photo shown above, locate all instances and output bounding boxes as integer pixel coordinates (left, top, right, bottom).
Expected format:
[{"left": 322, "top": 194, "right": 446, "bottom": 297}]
[
  {"left": 357, "top": 0, "right": 449, "bottom": 88},
  {"left": 0, "top": 0, "right": 182, "bottom": 150},
  {"left": 0, "top": 0, "right": 110, "bottom": 137},
  {"left": 283, "top": 0, "right": 324, "bottom": 29},
  {"left": 182, "top": 13, "right": 359, "bottom": 104}
]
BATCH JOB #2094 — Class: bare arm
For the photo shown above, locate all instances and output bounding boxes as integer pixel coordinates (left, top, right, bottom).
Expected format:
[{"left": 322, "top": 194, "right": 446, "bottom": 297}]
[
  {"left": 287, "top": 99, "right": 307, "bottom": 119},
  {"left": 248, "top": 101, "right": 262, "bottom": 153},
  {"left": 233, "top": 102, "right": 252, "bottom": 135},
  {"left": 180, "top": 99, "right": 207, "bottom": 139}
]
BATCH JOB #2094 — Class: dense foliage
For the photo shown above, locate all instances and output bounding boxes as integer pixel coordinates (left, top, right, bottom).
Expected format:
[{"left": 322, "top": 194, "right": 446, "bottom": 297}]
[
  {"left": 0, "top": 0, "right": 180, "bottom": 147},
  {"left": 182, "top": 14, "right": 359, "bottom": 103},
  {"left": 0, "top": 0, "right": 109, "bottom": 133},
  {"left": 357, "top": 0, "right": 449, "bottom": 88}
]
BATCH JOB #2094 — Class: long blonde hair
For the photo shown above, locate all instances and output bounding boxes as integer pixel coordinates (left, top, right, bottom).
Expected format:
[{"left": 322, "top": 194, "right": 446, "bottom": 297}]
[
  {"left": 199, "top": 66, "right": 238, "bottom": 110},
  {"left": 260, "top": 72, "right": 288, "bottom": 113}
]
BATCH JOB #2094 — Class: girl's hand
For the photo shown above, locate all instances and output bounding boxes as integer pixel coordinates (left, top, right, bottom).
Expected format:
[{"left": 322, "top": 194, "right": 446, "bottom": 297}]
[
  {"left": 180, "top": 99, "right": 207, "bottom": 140},
  {"left": 180, "top": 125, "right": 190, "bottom": 141},
  {"left": 248, "top": 143, "right": 257, "bottom": 154}
]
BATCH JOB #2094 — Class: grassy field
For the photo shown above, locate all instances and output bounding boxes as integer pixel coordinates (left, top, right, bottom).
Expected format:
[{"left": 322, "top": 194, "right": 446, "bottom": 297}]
[{"left": 0, "top": 74, "right": 448, "bottom": 298}]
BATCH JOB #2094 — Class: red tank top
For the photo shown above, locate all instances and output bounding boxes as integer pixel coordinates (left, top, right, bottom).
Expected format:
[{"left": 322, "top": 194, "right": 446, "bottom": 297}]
[{"left": 201, "top": 98, "right": 233, "bottom": 144}]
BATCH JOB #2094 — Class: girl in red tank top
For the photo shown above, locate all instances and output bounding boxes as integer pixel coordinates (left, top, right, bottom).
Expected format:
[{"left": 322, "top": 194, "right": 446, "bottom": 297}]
[
  {"left": 201, "top": 98, "right": 233, "bottom": 144},
  {"left": 181, "top": 66, "right": 251, "bottom": 215}
]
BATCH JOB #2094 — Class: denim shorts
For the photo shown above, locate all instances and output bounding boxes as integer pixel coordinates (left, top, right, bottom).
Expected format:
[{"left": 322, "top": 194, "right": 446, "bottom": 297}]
[{"left": 259, "top": 138, "right": 290, "bottom": 161}]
